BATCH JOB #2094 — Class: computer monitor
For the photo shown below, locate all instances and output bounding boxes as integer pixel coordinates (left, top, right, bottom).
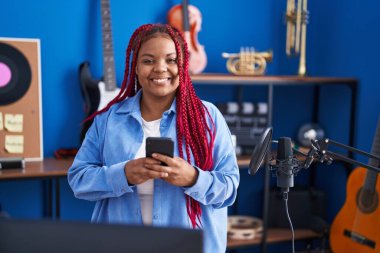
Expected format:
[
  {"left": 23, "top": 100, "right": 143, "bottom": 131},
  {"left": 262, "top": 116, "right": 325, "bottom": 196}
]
[{"left": 0, "top": 219, "right": 203, "bottom": 253}]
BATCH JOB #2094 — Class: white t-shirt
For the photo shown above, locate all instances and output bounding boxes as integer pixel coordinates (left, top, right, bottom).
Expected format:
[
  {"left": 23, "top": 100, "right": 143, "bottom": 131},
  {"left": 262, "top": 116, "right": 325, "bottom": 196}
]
[{"left": 134, "top": 118, "right": 161, "bottom": 225}]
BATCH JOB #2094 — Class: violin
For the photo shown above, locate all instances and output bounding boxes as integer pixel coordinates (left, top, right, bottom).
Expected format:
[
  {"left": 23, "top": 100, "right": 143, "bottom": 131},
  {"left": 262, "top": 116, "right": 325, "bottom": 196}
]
[{"left": 168, "top": 0, "right": 207, "bottom": 74}]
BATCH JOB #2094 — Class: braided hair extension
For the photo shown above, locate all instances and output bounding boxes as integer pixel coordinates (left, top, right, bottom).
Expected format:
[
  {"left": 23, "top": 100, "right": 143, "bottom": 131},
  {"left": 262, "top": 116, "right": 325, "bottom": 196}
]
[{"left": 87, "top": 24, "right": 215, "bottom": 228}]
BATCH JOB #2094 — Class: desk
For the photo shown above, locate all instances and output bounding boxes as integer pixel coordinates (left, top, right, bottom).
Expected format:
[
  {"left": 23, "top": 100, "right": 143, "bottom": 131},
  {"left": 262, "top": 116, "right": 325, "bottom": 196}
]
[
  {"left": 0, "top": 158, "right": 72, "bottom": 219},
  {"left": 0, "top": 158, "right": 70, "bottom": 179}
]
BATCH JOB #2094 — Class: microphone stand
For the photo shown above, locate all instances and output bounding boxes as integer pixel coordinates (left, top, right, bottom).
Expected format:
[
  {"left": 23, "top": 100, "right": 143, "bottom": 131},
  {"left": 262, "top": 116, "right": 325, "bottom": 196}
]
[
  {"left": 267, "top": 137, "right": 380, "bottom": 253},
  {"left": 313, "top": 138, "right": 380, "bottom": 173},
  {"left": 249, "top": 126, "right": 380, "bottom": 253}
]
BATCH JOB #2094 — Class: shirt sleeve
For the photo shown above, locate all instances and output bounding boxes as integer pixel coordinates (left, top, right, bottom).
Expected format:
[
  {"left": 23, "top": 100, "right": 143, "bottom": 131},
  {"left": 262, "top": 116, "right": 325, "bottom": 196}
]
[
  {"left": 183, "top": 103, "right": 240, "bottom": 209},
  {"left": 67, "top": 115, "right": 134, "bottom": 201}
]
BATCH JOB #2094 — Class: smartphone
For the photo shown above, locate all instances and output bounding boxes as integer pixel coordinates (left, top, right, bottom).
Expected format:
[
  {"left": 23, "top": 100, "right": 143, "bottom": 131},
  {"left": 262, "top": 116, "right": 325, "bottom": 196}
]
[{"left": 146, "top": 137, "right": 174, "bottom": 166}]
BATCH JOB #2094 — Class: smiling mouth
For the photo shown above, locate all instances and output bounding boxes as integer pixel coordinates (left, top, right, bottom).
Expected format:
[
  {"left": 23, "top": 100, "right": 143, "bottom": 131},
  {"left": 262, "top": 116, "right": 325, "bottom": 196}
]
[{"left": 151, "top": 78, "right": 171, "bottom": 84}]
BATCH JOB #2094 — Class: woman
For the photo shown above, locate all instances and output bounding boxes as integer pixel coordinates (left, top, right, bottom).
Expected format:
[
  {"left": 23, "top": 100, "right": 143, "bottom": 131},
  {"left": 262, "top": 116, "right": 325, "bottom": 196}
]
[{"left": 68, "top": 24, "right": 239, "bottom": 253}]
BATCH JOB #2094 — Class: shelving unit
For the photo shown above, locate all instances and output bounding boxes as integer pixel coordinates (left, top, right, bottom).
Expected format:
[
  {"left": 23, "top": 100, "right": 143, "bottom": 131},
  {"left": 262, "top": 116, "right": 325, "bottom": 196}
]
[{"left": 191, "top": 73, "right": 359, "bottom": 251}]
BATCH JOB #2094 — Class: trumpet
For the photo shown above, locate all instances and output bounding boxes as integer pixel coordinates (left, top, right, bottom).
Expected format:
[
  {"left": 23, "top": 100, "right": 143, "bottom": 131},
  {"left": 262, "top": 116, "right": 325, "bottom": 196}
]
[
  {"left": 222, "top": 48, "right": 273, "bottom": 76},
  {"left": 286, "top": 0, "right": 309, "bottom": 76}
]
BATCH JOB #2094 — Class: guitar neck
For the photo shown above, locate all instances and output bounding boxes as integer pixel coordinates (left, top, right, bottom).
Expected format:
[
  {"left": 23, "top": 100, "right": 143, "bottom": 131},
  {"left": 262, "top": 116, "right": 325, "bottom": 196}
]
[
  {"left": 363, "top": 118, "right": 380, "bottom": 191},
  {"left": 101, "top": 0, "right": 117, "bottom": 91},
  {"left": 182, "top": 0, "right": 190, "bottom": 32}
]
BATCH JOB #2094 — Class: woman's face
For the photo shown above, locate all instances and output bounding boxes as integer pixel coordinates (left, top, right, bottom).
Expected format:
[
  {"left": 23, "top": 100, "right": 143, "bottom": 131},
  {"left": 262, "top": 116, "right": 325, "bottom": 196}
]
[{"left": 136, "top": 35, "right": 180, "bottom": 101}]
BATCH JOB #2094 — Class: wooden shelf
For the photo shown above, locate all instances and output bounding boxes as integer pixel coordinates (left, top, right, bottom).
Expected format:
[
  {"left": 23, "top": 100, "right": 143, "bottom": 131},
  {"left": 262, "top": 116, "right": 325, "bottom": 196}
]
[
  {"left": 227, "top": 228, "right": 321, "bottom": 249},
  {"left": 191, "top": 73, "right": 358, "bottom": 85}
]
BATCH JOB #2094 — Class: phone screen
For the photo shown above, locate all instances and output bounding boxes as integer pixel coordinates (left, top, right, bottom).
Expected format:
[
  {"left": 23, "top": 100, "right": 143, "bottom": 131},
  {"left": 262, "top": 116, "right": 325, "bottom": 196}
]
[{"left": 145, "top": 137, "right": 174, "bottom": 164}]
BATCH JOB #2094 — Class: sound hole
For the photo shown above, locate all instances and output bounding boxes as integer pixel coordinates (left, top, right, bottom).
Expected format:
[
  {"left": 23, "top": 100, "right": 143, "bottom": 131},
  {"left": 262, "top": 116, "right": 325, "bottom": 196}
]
[{"left": 356, "top": 187, "right": 379, "bottom": 213}]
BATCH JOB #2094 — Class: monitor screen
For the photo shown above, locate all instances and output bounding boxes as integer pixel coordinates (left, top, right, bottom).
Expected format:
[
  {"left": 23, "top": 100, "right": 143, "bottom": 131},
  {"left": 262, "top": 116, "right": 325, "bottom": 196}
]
[{"left": 0, "top": 219, "right": 203, "bottom": 253}]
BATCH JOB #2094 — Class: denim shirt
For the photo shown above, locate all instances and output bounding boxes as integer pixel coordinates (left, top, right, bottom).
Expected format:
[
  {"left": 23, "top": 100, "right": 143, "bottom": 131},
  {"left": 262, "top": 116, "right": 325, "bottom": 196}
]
[{"left": 68, "top": 90, "right": 240, "bottom": 253}]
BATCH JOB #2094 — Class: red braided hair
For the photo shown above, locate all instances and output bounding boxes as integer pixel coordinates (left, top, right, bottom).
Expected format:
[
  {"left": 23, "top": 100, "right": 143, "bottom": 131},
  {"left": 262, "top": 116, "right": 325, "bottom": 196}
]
[{"left": 87, "top": 24, "right": 215, "bottom": 228}]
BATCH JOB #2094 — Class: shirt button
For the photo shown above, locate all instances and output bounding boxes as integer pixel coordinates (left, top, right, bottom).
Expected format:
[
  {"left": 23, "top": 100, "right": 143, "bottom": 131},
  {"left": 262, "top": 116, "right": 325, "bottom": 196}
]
[{"left": 153, "top": 215, "right": 158, "bottom": 220}]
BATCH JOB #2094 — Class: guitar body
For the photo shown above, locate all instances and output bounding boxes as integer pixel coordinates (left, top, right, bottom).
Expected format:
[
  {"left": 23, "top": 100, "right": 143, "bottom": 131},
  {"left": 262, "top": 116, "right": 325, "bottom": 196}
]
[
  {"left": 79, "top": 62, "right": 120, "bottom": 142},
  {"left": 79, "top": 62, "right": 100, "bottom": 117},
  {"left": 330, "top": 118, "right": 380, "bottom": 253},
  {"left": 79, "top": 62, "right": 100, "bottom": 142},
  {"left": 330, "top": 167, "right": 380, "bottom": 253}
]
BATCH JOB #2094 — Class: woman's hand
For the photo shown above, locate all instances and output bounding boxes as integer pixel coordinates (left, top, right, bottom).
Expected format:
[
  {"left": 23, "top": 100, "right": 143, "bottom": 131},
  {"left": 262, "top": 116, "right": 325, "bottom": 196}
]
[
  {"left": 146, "top": 153, "right": 199, "bottom": 187},
  {"left": 124, "top": 157, "right": 170, "bottom": 185}
]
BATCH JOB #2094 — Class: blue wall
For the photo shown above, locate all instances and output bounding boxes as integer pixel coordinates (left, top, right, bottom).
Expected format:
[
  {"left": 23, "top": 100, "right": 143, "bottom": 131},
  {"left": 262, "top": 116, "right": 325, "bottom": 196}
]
[{"left": 1, "top": 0, "right": 380, "bottom": 249}]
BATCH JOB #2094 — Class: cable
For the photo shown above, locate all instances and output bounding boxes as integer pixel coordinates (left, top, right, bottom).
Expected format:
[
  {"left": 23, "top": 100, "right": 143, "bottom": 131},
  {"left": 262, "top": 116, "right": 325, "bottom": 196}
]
[{"left": 283, "top": 191, "right": 295, "bottom": 253}]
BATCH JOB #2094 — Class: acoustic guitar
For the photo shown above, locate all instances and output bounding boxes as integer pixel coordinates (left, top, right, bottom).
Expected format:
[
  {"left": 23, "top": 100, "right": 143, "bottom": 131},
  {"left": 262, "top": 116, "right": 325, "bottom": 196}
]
[
  {"left": 79, "top": 0, "right": 120, "bottom": 142},
  {"left": 330, "top": 119, "right": 380, "bottom": 253}
]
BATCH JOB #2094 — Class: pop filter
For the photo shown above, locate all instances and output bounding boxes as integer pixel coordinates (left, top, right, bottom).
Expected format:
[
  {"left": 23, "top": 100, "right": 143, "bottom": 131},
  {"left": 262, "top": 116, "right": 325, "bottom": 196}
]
[{"left": 249, "top": 127, "right": 273, "bottom": 175}]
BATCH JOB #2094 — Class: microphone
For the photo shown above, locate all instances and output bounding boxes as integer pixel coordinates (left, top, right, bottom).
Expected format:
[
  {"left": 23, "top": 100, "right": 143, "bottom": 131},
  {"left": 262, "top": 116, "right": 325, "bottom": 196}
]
[{"left": 275, "top": 137, "right": 296, "bottom": 193}]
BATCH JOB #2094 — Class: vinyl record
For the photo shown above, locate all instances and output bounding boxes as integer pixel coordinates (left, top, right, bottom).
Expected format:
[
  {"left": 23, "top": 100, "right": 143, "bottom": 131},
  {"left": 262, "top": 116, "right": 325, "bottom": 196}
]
[{"left": 0, "top": 41, "right": 32, "bottom": 105}]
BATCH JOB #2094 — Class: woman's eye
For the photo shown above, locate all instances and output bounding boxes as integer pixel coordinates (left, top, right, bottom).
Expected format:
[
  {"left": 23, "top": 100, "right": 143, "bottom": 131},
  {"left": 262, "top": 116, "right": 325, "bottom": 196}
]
[
  {"left": 142, "top": 59, "right": 154, "bottom": 64},
  {"left": 167, "top": 58, "right": 177, "bottom": 64}
]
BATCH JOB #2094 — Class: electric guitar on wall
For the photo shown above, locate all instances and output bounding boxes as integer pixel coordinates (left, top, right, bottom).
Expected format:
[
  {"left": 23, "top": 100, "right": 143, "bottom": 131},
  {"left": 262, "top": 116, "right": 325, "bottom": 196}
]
[
  {"left": 330, "top": 119, "right": 380, "bottom": 253},
  {"left": 79, "top": 0, "right": 120, "bottom": 142}
]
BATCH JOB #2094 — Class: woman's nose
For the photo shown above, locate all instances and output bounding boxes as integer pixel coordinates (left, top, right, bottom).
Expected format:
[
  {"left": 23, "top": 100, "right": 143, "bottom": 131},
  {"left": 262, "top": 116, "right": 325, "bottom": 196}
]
[{"left": 153, "top": 60, "right": 167, "bottom": 72}]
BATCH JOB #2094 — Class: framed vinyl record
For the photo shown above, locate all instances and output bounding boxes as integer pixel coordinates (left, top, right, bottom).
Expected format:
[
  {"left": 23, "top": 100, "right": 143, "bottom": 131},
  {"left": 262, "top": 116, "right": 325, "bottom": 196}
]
[{"left": 0, "top": 38, "right": 43, "bottom": 161}]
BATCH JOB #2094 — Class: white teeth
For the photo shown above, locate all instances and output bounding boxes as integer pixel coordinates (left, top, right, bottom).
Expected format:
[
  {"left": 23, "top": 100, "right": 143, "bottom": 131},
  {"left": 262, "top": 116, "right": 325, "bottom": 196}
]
[{"left": 152, "top": 78, "right": 169, "bottom": 83}]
